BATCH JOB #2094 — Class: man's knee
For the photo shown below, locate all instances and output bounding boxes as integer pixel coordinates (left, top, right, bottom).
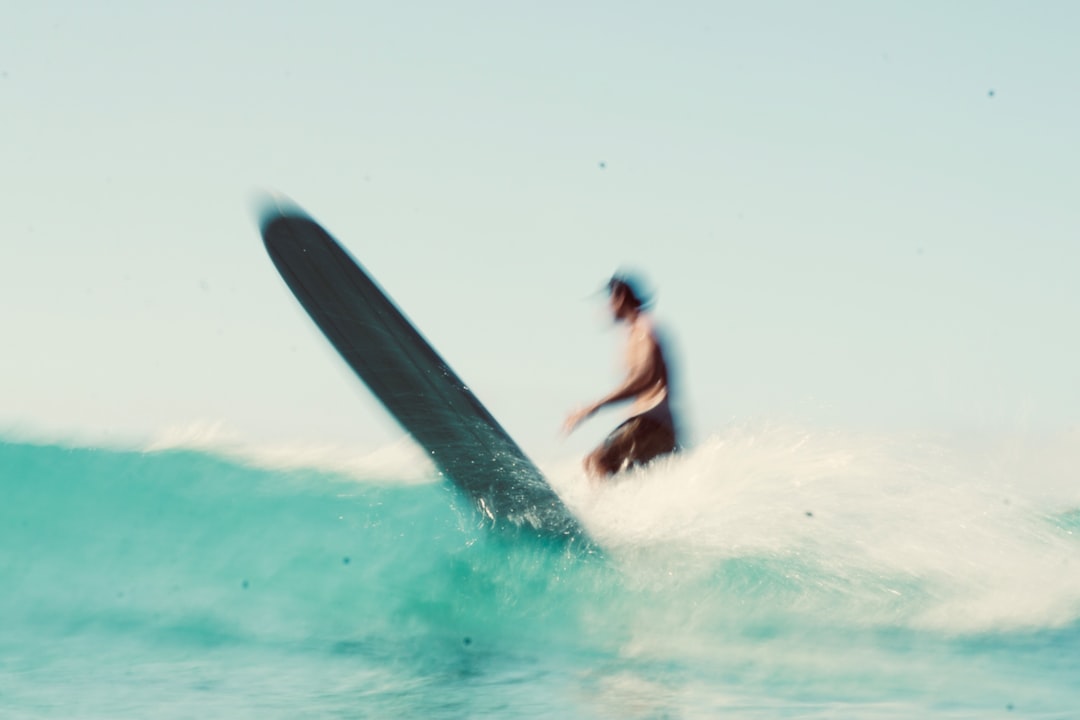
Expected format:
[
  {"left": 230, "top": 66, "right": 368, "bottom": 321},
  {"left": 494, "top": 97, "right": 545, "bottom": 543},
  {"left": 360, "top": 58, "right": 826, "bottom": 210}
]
[{"left": 584, "top": 448, "right": 618, "bottom": 479}]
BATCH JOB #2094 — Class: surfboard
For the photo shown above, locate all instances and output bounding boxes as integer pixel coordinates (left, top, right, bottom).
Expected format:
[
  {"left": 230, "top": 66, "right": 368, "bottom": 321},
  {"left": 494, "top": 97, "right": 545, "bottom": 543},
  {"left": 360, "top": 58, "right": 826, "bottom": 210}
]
[{"left": 258, "top": 197, "right": 585, "bottom": 541}]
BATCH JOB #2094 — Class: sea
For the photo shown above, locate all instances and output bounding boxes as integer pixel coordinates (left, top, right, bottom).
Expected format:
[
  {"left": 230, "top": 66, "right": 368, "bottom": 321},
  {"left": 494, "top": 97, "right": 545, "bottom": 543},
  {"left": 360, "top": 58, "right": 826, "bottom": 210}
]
[{"left": 3, "top": 422, "right": 1079, "bottom": 719}]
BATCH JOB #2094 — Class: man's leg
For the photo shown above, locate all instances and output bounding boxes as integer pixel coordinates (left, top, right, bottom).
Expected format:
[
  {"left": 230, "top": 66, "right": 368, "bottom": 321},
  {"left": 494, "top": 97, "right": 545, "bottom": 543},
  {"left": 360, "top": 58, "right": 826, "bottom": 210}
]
[
  {"left": 583, "top": 417, "right": 675, "bottom": 479},
  {"left": 584, "top": 420, "right": 638, "bottom": 479},
  {"left": 584, "top": 445, "right": 621, "bottom": 479}
]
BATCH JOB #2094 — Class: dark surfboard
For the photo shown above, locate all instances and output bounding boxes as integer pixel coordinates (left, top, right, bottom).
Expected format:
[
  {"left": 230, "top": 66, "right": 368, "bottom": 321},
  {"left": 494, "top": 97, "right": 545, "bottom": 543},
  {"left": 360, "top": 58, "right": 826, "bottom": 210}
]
[{"left": 259, "top": 198, "right": 584, "bottom": 541}]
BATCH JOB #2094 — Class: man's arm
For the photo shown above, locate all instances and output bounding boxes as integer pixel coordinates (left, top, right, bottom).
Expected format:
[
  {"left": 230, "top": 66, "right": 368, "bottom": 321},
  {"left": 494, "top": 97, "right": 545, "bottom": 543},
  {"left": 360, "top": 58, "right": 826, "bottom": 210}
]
[{"left": 564, "top": 330, "right": 662, "bottom": 434}]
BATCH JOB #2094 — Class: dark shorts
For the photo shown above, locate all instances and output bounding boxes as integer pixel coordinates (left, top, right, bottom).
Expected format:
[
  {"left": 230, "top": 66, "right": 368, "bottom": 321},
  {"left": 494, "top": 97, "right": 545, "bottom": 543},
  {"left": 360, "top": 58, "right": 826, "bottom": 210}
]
[{"left": 597, "top": 415, "right": 678, "bottom": 473}]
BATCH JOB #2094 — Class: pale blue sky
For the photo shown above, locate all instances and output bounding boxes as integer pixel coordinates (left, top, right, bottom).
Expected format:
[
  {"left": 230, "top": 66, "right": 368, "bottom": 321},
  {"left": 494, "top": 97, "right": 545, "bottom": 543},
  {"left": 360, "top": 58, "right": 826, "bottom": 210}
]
[{"left": 2, "top": 1, "right": 1078, "bottom": 458}]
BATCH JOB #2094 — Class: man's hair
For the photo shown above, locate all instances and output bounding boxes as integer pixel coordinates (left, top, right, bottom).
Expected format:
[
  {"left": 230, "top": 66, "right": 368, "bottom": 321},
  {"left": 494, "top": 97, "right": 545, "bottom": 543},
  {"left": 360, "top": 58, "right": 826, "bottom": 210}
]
[{"left": 606, "top": 274, "right": 651, "bottom": 310}]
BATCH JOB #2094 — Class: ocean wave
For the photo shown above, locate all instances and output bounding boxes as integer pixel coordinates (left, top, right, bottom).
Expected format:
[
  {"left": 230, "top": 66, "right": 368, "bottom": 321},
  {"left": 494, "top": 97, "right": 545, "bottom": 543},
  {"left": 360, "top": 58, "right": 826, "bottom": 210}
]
[{"left": 5, "top": 422, "right": 1080, "bottom": 637}]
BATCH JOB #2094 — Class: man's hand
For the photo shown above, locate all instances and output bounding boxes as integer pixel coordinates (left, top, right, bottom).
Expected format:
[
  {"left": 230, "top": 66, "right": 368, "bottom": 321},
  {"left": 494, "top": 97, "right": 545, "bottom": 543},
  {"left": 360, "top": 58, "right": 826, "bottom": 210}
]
[{"left": 563, "top": 404, "right": 597, "bottom": 435}]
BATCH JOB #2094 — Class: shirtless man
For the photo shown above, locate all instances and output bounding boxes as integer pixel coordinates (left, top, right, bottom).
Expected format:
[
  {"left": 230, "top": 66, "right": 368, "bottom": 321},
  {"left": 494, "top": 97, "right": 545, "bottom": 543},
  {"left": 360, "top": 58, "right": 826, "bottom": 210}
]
[{"left": 564, "top": 274, "right": 679, "bottom": 479}]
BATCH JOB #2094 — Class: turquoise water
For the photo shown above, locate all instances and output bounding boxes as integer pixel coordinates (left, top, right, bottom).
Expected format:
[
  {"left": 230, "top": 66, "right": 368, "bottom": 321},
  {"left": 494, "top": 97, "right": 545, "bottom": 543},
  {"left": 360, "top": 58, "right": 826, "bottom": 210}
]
[{"left": 3, "top": 428, "right": 1080, "bottom": 718}]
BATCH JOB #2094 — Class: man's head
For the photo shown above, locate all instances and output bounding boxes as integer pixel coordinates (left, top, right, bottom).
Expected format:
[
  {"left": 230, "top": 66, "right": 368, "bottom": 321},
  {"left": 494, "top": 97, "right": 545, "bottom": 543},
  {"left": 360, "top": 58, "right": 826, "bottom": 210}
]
[{"left": 605, "top": 274, "right": 650, "bottom": 321}]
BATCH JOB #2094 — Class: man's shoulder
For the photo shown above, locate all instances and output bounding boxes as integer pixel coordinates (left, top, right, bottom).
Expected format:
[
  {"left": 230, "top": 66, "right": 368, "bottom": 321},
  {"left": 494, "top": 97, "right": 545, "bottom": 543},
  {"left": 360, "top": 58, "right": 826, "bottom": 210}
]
[
  {"left": 628, "top": 316, "right": 663, "bottom": 353},
  {"left": 632, "top": 314, "right": 660, "bottom": 338}
]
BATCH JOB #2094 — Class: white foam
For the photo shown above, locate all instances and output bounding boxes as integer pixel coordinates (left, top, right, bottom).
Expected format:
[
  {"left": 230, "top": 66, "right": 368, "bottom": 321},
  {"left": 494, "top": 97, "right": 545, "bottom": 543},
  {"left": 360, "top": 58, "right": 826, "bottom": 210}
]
[
  {"left": 144, "top": 420, "right": 437, "bottom": 484},
  {"left": 549, "top": 422, "right": 1080, "bottom": 632}
]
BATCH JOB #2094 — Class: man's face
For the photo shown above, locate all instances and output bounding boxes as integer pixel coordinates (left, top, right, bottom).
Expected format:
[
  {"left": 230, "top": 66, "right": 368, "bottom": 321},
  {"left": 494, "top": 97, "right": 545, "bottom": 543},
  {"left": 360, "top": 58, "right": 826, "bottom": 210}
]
[{"left": 608, "top": 288, "right": 631, "bottom": 321}]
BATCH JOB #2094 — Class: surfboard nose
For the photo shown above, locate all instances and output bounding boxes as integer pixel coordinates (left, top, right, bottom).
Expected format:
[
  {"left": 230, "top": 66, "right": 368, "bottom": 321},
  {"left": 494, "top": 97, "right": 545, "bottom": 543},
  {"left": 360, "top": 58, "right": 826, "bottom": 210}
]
[{"left": 252, "top": 189, "right": 310, "bottom": 239}]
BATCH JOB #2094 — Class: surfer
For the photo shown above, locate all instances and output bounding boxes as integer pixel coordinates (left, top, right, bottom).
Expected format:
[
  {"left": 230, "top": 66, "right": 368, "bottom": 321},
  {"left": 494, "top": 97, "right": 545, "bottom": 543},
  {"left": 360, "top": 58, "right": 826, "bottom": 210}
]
[{"left": 564, "top": 274, "right": 679, "bottom": 479}]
